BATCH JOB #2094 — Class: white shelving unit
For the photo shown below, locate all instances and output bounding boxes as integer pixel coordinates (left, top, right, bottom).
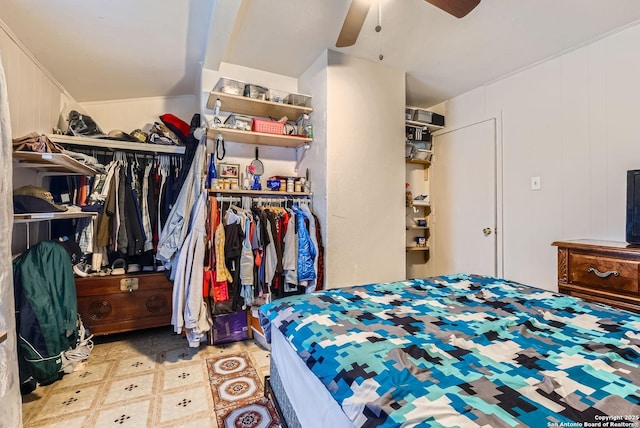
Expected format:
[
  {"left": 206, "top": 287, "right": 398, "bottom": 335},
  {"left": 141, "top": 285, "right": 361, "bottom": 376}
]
[
  {"left": 12, "top": 149, "right": 100, "bottom": 250},
  {"left": 405, "top": 109, "right": 443, "bottom": 278},
  {"left": 206, "top": 89, "right": 314, "bottom": 170},
  {"left": 13, "top": 151, "right": 99, "bottom": 177},
  {"left": 48, "top": 134, "right": 186, "bottom": 155}
]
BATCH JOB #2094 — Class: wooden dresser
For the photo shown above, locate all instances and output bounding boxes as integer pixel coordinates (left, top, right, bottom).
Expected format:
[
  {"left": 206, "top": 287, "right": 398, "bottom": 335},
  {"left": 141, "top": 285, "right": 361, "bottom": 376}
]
[
  {"left": 75, "top": 272, "right": 172, "bottom": 335},
  {"left": 552, "top": 239, "right": 640, "bottom": 313}
]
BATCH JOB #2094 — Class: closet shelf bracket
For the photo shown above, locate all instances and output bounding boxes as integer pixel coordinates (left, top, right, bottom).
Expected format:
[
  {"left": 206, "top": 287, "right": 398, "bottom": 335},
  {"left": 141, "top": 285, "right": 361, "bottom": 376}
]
[{"left": 294, "top": 142, "right": 311, "bottom": 173}]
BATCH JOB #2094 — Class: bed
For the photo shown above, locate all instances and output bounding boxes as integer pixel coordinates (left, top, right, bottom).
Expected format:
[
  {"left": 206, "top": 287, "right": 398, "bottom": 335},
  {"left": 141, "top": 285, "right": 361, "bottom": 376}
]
[{"left": 259, "top": 274, "right": 640, "bottom": 428}]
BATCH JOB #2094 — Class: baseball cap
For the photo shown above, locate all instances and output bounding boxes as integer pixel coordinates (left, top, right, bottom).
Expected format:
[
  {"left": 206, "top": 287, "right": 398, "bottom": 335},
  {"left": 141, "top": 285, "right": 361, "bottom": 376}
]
[{"left": 13, "top": 185, "right": 68, "bottom": 213}]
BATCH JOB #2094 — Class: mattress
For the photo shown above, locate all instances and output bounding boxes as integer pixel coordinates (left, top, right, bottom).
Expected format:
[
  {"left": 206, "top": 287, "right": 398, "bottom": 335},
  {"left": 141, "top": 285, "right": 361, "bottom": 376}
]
[
  {"left": 260, "top": 274, "right": 640, "bottom": 427},
  {"left": 271, "top": 327, "right": 353, "bottom": 428}
]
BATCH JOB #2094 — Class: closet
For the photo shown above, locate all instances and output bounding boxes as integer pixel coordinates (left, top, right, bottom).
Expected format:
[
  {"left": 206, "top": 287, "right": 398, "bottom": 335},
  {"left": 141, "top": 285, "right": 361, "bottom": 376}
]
[
  {"left": 13, "top": 134, "right": 187, "bottom": 335},
  {"left": 201, "top": 84, "right": 321, "bottom": 345}
]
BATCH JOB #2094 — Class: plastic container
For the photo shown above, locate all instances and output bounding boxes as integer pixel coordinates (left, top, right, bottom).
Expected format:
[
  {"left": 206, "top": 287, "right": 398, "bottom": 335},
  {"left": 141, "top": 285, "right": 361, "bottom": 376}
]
[
  {"left": 405, "top": 108, "right": 416, "bottom": 120},
  {"left": 413, "top": 149, "right": 433, "bottom": 161},
  {"left": 268, "top": 89, "right": 289, "bottom": 103},
  {"left": 285, "top": 93, "right": 312, "bottom": 107},
  {"left": 413, "top": 109, "right": 445, "bottom": 126},
  {"left": 244, "top": 84, "right": 268, "bottom": 100},
  {"left": 252, "top": 118, "right": 285, "bottom": 135},
  {"left": 213, "top": 77, "right": 246, "bottom": 96},
  {"left": 224, "top": 114, "right": 252, "bottom": 131}
]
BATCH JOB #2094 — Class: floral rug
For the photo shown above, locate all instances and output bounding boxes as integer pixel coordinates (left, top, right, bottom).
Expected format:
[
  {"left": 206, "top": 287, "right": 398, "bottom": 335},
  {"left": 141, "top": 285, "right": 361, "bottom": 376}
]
[{"left": 207, "top": 352, "right": 280, "bottom": 428}]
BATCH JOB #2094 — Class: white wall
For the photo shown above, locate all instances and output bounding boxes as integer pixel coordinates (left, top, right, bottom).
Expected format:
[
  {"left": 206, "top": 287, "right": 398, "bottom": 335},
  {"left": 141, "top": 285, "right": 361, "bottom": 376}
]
[
  {"left": 1, "top": 18, "right": 73, "bottom": 428},
  {"left": 79, "top": 95, "right": 197, "bottom": 134},
  {"left": 441, "top": 22, "right": 640, "bottom": 290},
  {"left": 299, "top": 51, "right": 328, "bottom": 287},
  {"left": 324, "top": 51, "right": 406, "bottom": 288}
]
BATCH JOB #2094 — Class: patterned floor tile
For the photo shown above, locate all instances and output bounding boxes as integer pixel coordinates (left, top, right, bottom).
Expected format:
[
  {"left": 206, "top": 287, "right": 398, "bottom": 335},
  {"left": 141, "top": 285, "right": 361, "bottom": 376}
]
[
  {"left": 157, "top": 346, "right": 203, "bottom": 366},
  {"left": 31, "top": 384, "right": 102, "bottom": 423},
  {"left": 217, "top": 397, "right": 279, "bottom": 428},
  {"left": 249, "top": 347, "right": 271, "bottom": 370},
  {"left": 26, "top": 414, "right": 90, "bottom": 428},
  {"left": 161, "top": 361, "right": 206, "bottom": 392},
  {"left": 49, "top": 361, "right": 114, "bottom": 390},
  {"left": 157, "top": 416, "right": 218, "bottom": 428},
  {"left": 155, "top": 385, "right": 212, "bottom": 425},
  {"left": 103, "top": 373, "right": 156, "bottom": 405},
  {"left": 22, "top": 328, "right": 269, "bottom": 428},
  {"left": 112, "top": 354, "right": 158, "bottom": 378},
  {"left": 93, "top": 398, "right": 152, "bottom": 428}
]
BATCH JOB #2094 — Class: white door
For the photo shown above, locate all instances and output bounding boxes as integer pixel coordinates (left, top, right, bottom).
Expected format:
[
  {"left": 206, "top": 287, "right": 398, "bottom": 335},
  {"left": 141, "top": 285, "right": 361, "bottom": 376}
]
[{"left": 430, "top": 119, "right": 497, "bottom": 276}]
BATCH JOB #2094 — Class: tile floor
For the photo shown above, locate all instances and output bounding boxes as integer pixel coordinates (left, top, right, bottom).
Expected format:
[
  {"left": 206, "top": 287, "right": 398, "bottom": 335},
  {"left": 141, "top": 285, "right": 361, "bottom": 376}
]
[{"left": 21, "top": 326, "right": 271, "bottom": 428}]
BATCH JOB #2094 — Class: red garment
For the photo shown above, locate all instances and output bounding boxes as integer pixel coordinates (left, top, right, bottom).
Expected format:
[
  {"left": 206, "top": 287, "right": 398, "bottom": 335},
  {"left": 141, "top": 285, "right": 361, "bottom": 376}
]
[
  {"left": 212, "top": 274, "right": 229, "bottom": 302},
  {"left": 78, "top": 175, "right": 87, "bottom": 206}
]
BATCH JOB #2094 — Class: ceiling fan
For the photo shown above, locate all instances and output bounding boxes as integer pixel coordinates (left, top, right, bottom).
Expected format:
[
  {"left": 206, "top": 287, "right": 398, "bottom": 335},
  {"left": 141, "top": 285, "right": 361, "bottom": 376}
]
[{"left": 336, "top": 0, "right": 481, "bottom": 48}]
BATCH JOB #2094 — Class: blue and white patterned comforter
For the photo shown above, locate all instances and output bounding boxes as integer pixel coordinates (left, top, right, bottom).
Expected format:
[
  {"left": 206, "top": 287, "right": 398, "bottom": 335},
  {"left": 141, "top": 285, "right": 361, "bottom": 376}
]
[{"left": 259, "top": 274, "right": 640, "bottom": 427}]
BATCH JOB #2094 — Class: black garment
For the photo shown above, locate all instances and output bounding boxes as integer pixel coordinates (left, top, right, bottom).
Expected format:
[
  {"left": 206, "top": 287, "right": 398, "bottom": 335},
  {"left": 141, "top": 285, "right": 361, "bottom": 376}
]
[
  {"left": 224, "top": 222, "right": 243, "bottom": 310},
  {"left": 174, "top": 114, "right": 201, "bottom": 196},
  {"left": 123, "top": 175, "right": 144, "bottom": 256},
  {"left": 314, "top": 214, "right": 324, "bottom": 291},
  {"left": 148, "top": 164, "right": 159, "bottom": 251},
  {"left": 116, "top": 167, "right": 128, "bottom": 252},
  {"left": 160, "top": 164, "right": 175, "bottom": 228}
]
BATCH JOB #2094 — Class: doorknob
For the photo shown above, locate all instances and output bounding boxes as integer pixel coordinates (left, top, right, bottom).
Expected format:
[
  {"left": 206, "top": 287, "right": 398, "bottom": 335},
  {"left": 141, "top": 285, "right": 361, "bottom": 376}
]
[{"left": 483, "top": 227, "right": 492, "bottom": 236}]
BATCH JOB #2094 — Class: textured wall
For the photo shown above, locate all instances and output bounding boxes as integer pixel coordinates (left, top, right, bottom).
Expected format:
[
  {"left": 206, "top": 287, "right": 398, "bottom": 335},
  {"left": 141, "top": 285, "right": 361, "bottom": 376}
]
[{"left": 0, "top": 51, "right": 21, "bottom": 428}]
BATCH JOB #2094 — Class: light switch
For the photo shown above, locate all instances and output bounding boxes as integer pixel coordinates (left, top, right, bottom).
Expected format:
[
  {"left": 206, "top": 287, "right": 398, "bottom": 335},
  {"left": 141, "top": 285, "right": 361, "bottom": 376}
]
[{"left": 531, "top": 176, "right": 541, "bottom": 191}]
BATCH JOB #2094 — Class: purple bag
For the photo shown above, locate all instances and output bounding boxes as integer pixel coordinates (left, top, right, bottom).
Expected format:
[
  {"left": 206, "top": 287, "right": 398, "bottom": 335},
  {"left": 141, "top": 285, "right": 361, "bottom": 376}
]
[{"left": 209, "top": 311, "right": 250, "bottom": 345}]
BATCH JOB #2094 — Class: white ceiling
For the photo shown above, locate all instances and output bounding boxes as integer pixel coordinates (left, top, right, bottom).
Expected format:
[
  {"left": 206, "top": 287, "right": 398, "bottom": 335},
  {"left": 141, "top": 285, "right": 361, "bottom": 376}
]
[{"left": 2, "top": 0, "right": 640, "bottom": 107}]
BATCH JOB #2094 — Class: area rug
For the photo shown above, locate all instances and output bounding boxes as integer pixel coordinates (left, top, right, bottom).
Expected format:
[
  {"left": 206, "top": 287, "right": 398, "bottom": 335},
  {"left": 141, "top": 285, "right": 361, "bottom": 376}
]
[{"left": 207, "top": 352, "right": 280, "bottom": 428}]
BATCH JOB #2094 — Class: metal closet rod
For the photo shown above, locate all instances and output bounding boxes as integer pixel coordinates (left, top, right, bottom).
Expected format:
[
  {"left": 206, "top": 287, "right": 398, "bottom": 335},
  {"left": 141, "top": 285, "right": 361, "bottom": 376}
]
[{"left": 214, "top": 195, "right": 311, "bottom": 205}]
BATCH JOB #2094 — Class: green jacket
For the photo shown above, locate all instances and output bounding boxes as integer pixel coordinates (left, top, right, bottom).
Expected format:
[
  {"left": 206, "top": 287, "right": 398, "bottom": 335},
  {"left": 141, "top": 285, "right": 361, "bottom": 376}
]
[{"left": 13, "top": 240, "right": 78, "bottom": 387}]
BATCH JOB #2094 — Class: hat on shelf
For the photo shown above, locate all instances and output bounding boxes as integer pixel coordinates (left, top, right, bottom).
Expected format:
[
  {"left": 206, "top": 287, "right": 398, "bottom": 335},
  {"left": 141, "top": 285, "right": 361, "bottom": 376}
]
[
  {"left": 13, "top": 185, "right": 68, "bottom": 213},
  {"left": 159, "top": 113, "right": 190, "bottom": 143},
  {"left": 107, "top": 129, "right": 137, "bottom": 142}
]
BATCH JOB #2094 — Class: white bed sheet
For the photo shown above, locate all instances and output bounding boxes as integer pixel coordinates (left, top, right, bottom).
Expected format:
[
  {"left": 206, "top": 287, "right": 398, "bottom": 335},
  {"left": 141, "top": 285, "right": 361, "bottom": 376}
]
[{"left": 271, "top": 327, "right": 354, "bottom": 428}]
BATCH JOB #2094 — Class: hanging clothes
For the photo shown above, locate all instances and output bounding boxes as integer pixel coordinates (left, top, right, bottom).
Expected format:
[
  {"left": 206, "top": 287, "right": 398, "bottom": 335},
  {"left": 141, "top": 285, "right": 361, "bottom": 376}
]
[
  {"left": 156, "top": 135, "right": 206, "bottom": 271},
  {"left": 170, "top": 190, "right": 212, "bottom": 347},
  {"left": 208, "top": 197, "right": 321, "bottom": 306},
  {"left": 292, "top": 204, "right": 317, "bottom": 284}
]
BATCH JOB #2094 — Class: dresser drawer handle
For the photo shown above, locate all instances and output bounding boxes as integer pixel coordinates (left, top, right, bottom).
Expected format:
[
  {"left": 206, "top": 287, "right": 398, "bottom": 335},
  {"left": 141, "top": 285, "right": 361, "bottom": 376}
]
[{"left": 587, "top": 267, "right": 620, "bottom": 278}]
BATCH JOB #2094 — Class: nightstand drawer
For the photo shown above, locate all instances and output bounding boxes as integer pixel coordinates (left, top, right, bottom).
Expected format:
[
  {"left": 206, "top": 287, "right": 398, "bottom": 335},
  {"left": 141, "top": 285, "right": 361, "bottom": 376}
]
[{"left": 568, "top": 252, "right": 639, "bottom": 294}]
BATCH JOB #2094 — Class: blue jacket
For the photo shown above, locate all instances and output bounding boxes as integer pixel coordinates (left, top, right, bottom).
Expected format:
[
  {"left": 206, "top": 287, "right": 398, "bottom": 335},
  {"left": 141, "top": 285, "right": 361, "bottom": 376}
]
[{"left": 292, "top": 205, "right": 316, "bottom": 282}]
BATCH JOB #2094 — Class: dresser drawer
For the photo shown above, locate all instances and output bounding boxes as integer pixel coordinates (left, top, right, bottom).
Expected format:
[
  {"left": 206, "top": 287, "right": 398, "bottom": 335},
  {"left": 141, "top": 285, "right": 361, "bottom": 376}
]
[{"left": 568, "top": 252, "right": 640, "bottom": 294}]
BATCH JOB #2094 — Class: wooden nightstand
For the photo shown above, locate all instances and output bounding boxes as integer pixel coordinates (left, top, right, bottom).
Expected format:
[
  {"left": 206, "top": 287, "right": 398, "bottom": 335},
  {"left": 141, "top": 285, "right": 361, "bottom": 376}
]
[{"left": 552, "top": 239, "right": 640, "bottom": 313}]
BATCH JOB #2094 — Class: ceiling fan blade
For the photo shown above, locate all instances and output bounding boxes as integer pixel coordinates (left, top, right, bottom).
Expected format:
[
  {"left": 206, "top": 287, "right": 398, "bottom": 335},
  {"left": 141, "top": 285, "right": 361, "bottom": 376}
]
[
  {"left": 336, "top": 0, "right": 372, "bottom": 48},
  {"left": 424, "top": 0, "right": 480, "bottom": 18}
]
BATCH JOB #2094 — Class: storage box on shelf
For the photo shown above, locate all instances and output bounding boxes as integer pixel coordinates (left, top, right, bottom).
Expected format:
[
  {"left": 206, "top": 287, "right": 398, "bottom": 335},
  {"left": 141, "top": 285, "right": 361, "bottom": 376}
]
[
  {"left": 284, "top": 93, "right": 312, "bottom": 107},
  {"left": 252, "top": 118, "right": 285, "bottom": 135},
  {"left": 213, "top": 77, "right": 246, "bottom": 96}
]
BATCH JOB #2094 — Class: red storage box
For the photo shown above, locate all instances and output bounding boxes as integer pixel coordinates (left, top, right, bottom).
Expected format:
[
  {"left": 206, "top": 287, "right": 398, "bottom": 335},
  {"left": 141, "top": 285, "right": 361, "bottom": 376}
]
[{"left": 252, "top": 118, "right": 284, "bottom": 135}]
